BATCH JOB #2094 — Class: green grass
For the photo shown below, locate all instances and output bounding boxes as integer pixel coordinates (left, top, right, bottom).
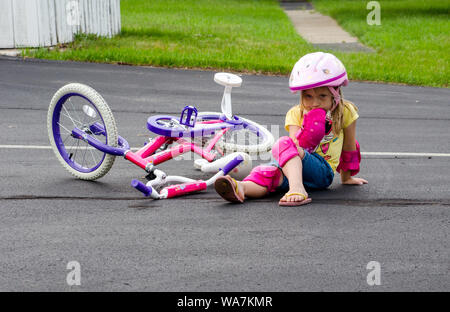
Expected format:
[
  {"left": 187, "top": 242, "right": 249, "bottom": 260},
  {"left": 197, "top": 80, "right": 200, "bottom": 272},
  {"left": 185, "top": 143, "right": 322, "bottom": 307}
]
[
  {"left": 28, "top": 0, "right": 312, "bottom": 74},
  {"left": 311, "top": 0, "right": 450, "bottom": 87},
  {"left": 25, "top": 0, "right": 449, "bottom": 87}
]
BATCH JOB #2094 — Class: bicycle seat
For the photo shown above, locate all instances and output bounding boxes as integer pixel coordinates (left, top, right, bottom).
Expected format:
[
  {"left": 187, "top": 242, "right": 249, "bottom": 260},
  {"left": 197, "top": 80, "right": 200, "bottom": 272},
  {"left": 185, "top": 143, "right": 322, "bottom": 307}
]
[{"left": 214, "top": 73, "right": 242, "bottom": 88}]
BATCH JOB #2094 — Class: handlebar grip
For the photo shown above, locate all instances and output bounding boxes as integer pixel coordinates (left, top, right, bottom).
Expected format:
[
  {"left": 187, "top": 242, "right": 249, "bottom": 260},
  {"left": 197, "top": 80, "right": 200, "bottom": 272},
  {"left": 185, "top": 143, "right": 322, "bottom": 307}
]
[
  {"left": 163, "top": 181, "right": 207, "bottom": 198},
  {"left": 131, "top": 179, "right": 152, "bottom": 197},
  {"left": 221, "top": 154, "right": 244, "bottom": 175}
]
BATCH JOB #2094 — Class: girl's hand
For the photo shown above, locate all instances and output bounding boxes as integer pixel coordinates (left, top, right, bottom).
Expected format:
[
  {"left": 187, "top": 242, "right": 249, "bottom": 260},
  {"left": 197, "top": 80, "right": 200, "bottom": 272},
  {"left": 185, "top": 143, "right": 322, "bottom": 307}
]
[{"left": 342, "top": 177, "right": 368, "bottom": 185}]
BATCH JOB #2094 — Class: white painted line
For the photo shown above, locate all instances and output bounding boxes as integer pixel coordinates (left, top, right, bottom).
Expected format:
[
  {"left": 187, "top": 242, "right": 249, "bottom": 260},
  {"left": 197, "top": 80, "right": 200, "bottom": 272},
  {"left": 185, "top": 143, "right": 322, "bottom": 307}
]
[
  {"left": 362, "top": 152, "right": 450, "bottom": 157},
  {"left": 0, "top": 145, "right": 449, "bottom": 157},
  {"left": 0, "top": 145, "right": 139, "bottom": 151},
  {"left": 0, "top": 145, "right": 52, "bottom": 149}
]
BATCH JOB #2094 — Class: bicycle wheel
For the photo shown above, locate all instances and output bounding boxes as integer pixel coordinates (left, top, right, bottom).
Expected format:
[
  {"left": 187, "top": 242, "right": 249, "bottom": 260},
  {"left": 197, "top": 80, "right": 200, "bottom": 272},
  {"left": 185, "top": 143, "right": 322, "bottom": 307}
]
[
  {"left": 197, "top": 112, "right": 274, "bottom": 154},
  {"left": 47, "top": 83, "right": 118, "bottom": 180}
]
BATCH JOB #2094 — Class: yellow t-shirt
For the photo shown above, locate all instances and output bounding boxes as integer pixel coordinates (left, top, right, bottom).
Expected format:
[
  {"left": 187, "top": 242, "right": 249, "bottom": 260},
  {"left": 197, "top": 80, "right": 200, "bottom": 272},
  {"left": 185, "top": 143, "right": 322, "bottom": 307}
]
[{"left": 284, "top": 101, "right": 359, "bottom": 172}]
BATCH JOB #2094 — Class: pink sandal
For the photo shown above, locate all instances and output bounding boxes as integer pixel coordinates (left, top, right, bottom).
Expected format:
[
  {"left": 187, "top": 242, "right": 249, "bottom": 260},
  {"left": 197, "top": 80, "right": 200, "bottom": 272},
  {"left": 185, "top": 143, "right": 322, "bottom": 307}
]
[
  {"left": 279, "top": 192, "right": 312, "bottom": 206},
  {"left": 214, "top": 176, "right": 244, "bottom": 203}
]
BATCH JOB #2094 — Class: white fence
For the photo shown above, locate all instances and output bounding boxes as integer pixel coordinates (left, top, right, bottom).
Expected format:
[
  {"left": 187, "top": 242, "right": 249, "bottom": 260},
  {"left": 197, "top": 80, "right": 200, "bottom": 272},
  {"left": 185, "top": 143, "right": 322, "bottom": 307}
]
[{"left": 0, "top": 0, "right": 121, "bottom": 48}]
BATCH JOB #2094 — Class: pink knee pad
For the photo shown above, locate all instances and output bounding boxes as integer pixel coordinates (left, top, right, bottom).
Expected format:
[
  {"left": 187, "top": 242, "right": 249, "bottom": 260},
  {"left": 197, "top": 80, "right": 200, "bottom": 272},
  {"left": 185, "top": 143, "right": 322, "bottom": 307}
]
[
  {"left": 243, "top": 165, "right": 281, "bottom": 193},
  {"left": 296, "top": 108, "right": 327, "bottom": 153},
  {"left": 271, "top": 136, "right": 300, "bottom": 167}
]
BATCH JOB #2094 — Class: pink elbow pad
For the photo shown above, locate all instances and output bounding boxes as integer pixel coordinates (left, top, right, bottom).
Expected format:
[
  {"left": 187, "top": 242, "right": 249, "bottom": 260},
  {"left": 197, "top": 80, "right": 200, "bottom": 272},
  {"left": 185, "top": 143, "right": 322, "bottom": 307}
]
[
  {"left": 336, "top": 140, "right": 361, "bottom": 176},
  {"left": 296, "top": 108, "right": 327, "bottom": 153},
  {"left": 271, "top": 136, "right": 300, "bottom": 167}
]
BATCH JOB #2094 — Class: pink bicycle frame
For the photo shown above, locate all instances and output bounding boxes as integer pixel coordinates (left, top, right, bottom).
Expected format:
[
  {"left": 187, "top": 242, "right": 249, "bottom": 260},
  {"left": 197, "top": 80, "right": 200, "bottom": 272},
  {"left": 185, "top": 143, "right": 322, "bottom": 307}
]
[
  {"left": 71, "top": 119, "right": 244, "bottom": 199},
  {"left": 124, "top": 126, "right": 230, "bottom": 171}
]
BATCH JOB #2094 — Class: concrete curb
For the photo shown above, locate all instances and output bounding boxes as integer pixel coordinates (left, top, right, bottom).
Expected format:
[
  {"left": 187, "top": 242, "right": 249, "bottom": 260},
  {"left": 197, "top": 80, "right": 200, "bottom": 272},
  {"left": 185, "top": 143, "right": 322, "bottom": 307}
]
[{"left": 0, "top": 49, "right": 22, "bottom": 57}]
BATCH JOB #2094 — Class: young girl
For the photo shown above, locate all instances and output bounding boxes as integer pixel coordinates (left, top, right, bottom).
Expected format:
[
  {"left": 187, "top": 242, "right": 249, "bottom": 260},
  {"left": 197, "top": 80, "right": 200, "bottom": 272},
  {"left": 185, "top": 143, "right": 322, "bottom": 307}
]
[{"left": 214, "top": 52, "right": 368, "bottom": 206}]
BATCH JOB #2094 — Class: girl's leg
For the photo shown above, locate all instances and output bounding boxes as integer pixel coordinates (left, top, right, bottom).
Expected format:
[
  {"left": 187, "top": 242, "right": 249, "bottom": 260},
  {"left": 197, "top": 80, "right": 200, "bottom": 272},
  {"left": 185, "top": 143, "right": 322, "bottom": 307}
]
[
  {"left": 240, "top": 171, "right": 284, "bottom": 198},
  {"left": 240, "top": 180, "right": 269, "bottom": 198},
  {"left": 279, "top": 153, "right": 309, "bottom": 203},
  {"left": 271, "top": 136, "right": 309, "bottom": 203},
  {"left": 215, "top": 169, "right": 284, "bottom": 203},
  {"left": 238, "top": 155, "right": 310, "bottom": 203}
]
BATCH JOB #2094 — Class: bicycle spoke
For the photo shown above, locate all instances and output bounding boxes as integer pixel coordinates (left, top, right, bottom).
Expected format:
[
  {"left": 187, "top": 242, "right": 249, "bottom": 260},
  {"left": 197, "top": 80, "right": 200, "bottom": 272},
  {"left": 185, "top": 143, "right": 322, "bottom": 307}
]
[
  {"left": 67, "top": 137, "right": 79, "bottom": 159},
  {"left": 62, "top": 98, "right": 104, "bottom": 169},
  {"left": 89, "top": 148, "right": 99, "bottom": 166},
  {"left": 61, "top": 113, "right": 83, "bottom": 127},
  {"left": 63, "top": 105, "right": 82, "bottom": 128},
  {"left": 57, "top": 122, "right": 74, "bottom": 135},
  {"left": 62, "top": 132, "right": 72, "bottom": 145},
  {"left": 78, "top": 99, "right": 95, "bottom": 125},
  {"left": 81, "top": 142, "right": 89, "bottom": 168},
  {"left": 73, "top": 139, "right": 80, "bottom": 162},
  {"left": 68, "top": 97, "right": 85, "bottom": 125}
]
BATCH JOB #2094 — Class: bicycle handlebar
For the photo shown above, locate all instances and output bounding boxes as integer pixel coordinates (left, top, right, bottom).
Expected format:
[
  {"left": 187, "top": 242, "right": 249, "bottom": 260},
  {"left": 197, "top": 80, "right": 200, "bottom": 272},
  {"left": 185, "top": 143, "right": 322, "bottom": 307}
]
[
  {"left": 221, "top": 154, "right": 244, "bottom": 175},
  {"left": 131, "top": 179, "right": 153, "bottom": 197}
]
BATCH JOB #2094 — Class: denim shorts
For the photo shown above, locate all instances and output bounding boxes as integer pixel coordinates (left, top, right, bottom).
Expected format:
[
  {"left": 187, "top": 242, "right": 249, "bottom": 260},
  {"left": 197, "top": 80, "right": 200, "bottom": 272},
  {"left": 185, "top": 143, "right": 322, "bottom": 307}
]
[{"left": 268, "top": 151, "right": 334, "bottom": 191}]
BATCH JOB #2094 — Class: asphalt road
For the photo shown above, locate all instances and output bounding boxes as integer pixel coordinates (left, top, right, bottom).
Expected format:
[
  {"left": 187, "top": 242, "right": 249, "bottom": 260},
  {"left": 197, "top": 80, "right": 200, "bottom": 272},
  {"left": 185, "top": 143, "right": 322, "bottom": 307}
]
[{"left": 0, "top": 57, "right": 449, "bottom": 291}]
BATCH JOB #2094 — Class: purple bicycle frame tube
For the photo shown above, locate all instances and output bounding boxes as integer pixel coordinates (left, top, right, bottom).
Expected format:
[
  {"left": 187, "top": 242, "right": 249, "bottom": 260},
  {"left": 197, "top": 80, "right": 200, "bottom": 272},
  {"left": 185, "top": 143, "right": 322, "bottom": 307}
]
[
  {"left": 72, "top": 128, "right": 128, "bottom": 156},
  {"left": 89, "top": 122, "right": 130, "bottom": 150}
]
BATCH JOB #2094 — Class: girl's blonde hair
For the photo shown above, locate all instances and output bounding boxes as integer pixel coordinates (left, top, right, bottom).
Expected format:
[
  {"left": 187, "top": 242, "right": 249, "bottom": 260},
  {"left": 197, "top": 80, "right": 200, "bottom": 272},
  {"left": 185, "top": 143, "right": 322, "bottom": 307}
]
[{"left": 299, "top": 87, "right": 358, "bottom": 136}]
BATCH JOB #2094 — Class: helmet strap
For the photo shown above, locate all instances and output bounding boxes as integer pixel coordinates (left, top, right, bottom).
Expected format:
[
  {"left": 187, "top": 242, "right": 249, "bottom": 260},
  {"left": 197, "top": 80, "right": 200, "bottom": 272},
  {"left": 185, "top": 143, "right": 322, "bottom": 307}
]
[{"left": 328, "top": 86, "right": 340, "bottom": 111}]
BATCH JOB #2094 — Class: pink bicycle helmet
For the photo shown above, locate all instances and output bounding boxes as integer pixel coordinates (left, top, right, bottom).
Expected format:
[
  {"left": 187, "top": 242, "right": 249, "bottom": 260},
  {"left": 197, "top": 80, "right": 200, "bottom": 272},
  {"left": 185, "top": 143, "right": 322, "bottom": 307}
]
[{"left": 289, "top": 52, "right": 348, "bottom": 110}]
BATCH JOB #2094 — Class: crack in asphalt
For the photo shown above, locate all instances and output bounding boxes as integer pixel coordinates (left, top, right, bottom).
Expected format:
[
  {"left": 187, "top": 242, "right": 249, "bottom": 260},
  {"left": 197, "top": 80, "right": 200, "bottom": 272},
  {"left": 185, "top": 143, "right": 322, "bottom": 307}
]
[{"left": 0, "top": 195, "right": 448, "bottom": 206}]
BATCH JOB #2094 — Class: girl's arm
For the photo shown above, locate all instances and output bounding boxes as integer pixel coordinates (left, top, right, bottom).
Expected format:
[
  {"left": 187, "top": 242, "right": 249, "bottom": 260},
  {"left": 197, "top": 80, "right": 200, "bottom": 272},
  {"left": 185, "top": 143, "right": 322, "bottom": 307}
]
[
  {"left": 341, "top": 120, "right": 368, "bottom": 185},
  {"left": 288, "top": 125, "right": 305, "bottom": 159}
]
